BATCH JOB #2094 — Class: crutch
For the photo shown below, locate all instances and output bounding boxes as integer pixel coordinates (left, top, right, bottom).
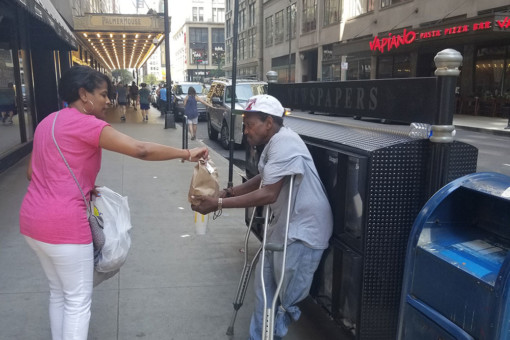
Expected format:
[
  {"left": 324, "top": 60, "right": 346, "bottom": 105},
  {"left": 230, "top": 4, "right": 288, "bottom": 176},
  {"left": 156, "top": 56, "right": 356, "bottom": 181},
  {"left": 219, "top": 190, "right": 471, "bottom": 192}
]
[
  {"left": 261, "top": 175, "right": 295, "bottom": 340},
  {"left": 226, "top": 196, "right": 263, "bottom": 336}
]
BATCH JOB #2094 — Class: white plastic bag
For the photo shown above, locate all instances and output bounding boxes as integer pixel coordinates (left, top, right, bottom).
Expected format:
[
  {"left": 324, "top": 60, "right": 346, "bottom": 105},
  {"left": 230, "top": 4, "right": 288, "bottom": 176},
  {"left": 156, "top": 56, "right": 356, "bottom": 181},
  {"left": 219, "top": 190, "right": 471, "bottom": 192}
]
[{"left": 92, "top": 186, "right": 132, "bottom": 273}]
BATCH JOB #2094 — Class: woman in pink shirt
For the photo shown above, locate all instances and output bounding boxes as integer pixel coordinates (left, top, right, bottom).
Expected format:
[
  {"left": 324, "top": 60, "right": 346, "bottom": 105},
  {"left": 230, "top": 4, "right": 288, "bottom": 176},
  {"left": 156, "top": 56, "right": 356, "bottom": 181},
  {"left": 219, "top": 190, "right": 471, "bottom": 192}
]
[{"left": 19, "top": 65, "right": 208, "bottom": 340}]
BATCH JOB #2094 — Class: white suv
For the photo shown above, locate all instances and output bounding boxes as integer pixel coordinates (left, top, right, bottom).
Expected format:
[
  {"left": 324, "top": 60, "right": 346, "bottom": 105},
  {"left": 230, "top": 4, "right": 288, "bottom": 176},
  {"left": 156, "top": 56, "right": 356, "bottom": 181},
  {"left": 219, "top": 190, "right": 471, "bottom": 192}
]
[{"left": 206, "top": 79, "right": 268, "bottom": 149}]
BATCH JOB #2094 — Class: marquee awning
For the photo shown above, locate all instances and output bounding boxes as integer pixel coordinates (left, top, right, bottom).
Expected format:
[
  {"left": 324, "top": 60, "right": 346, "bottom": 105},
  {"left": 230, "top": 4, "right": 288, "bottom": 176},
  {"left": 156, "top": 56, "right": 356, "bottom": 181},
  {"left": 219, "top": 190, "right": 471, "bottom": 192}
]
[{"left": 13, "top": 0, "right": 77, "bottom": 49}]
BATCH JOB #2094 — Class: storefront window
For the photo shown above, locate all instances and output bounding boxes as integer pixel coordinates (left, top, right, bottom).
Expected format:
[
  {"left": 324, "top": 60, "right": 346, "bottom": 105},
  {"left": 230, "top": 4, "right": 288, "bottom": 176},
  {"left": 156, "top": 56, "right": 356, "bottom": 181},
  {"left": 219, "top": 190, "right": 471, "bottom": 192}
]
[
  {"left": 0, "top": 47, "right": 21, "bottom": 156},
  {"left": 474, "top": 45, "right": 510, "bottom": 117},
  {"left": 475, "top": 46, "right": 510, "bottom": 98},
  {"left": 322, "top": 64, "right": 340, "bottom": 81},
  {"left": 377, "top": 53, "right": 410, "bottom": 78},
  {"left": 347, "top": 56, "right": 371, "bottom": 80}
]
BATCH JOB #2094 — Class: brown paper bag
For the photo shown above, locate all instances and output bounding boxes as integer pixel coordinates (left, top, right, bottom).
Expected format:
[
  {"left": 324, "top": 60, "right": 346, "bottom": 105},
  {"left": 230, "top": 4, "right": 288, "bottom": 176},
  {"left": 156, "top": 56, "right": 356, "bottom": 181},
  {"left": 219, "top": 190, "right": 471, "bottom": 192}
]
[{"left": 188, "top": 158, "right": 219, "bottom": 205}]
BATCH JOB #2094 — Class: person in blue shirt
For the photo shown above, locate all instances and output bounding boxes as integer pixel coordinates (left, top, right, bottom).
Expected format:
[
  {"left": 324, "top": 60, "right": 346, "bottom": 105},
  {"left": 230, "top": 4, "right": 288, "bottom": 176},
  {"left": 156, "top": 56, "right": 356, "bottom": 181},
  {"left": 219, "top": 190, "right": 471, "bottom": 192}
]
[{"left": 157, "top": 84, "right": 167, "bottom": 114}]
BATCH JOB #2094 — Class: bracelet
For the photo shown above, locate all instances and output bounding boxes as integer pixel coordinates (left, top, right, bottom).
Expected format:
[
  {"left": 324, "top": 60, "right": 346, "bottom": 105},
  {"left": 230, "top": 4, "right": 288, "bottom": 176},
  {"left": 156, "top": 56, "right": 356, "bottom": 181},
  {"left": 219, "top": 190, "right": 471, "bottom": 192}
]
[
  {"left": 186, "top": 149, "right": 191, "bottom": 161},
  {"left": 213, "top": 197, "right": 223, "bottom": 220}
]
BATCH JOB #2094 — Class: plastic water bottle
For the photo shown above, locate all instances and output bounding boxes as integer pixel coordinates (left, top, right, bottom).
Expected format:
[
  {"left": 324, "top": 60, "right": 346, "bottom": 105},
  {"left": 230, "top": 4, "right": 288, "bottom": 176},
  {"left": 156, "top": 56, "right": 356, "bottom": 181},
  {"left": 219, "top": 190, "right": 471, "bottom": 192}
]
[{"left": 409, "top": 122, "right": 432, "bottom": 138}]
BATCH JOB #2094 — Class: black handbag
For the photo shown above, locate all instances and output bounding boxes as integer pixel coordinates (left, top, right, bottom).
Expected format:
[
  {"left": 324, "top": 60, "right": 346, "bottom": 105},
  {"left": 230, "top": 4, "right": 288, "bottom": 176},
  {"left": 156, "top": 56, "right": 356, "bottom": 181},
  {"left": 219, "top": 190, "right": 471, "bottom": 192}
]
[{"left": 51, "top": 110, "right": 105, "bottom": 263}]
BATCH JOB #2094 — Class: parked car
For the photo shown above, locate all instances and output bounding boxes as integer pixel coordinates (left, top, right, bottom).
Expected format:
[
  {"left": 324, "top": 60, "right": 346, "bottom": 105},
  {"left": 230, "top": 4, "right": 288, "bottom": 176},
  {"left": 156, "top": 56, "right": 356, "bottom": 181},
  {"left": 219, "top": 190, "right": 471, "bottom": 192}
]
[
  {"left": 206, "top": 79, "right": 268, "bottom": 149},
  {"left": 172, "top": 82, "right": 208, "bottom": 121}
]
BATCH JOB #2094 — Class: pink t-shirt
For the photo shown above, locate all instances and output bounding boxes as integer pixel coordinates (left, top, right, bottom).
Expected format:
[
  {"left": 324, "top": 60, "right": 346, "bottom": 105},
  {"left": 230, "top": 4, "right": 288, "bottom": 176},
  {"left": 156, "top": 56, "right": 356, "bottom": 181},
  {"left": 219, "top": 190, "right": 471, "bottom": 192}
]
[{"left": 20, "top": 107, "right": 110, "bottom": 244}]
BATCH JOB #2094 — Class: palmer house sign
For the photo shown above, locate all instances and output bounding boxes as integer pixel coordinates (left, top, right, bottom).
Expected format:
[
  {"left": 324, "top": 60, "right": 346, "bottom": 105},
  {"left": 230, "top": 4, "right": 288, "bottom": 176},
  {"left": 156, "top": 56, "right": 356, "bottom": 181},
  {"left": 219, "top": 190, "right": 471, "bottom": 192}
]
[{"left": 89, "top": 15, "right": 154, "bottom": 28}]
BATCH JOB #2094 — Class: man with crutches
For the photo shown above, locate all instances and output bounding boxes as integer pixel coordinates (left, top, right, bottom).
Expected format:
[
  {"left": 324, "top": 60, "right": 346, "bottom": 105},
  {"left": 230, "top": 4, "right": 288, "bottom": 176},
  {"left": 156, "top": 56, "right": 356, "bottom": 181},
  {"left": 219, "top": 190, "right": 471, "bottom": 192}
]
[{"left": 191, "top": 95, "right": 333, "bottom": 339}]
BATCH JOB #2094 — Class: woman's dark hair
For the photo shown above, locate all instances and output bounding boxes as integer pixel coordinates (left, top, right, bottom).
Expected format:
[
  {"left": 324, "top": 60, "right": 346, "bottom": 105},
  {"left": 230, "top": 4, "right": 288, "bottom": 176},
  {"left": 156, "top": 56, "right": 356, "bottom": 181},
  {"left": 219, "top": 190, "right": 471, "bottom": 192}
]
[
  {"left": 187, "top": 86, "right": 196, "bottom": 96},
  {"left": 59, "top": 65, "right": 113, "bottom": 103}
]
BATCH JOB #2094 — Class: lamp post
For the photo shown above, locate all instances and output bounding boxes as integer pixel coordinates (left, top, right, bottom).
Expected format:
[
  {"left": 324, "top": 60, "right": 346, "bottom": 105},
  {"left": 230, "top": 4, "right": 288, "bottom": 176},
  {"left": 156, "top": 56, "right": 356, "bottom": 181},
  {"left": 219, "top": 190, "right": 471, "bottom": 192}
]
[
  {"left": 426, "top": 49, "right": 463, "bottom": 198},
  {"left": 287, "top": 0, "right": 292, "bottom": 83},
  {"left": 227, "top": 0, "right": 239, "bottom": 188},
  {"left": 163, "top": 0, "right": 175, "bottom": 129}
]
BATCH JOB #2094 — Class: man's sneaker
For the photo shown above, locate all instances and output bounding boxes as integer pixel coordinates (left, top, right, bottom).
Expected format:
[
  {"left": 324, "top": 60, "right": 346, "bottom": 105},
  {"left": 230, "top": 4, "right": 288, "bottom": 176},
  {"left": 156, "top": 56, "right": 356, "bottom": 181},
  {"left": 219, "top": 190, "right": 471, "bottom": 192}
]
[
  {"left": 1, "top": 116, "right": 6, "bottom": 124},
  {"left": 121, "top": 115, "right": 126, "bottom": 121},
  {"left": 7, "top": 118, "right": 13, "bottom": 125}
]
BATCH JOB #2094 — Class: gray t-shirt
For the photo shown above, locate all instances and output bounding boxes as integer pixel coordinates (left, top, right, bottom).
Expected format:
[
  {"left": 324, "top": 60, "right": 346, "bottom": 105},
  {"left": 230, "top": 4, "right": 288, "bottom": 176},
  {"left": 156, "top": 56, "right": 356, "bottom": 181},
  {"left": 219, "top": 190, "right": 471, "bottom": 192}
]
[
  {"left": 258, "top": 126, "right": 333, "bottom": 249},
  {"left": 117, "top": 86, "right": 128, "bottom": 103}
]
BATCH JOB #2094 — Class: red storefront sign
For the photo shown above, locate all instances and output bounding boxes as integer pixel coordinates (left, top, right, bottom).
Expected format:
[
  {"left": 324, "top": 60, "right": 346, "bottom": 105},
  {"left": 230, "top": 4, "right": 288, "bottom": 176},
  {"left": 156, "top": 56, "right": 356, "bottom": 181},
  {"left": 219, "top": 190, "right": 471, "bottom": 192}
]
[{"left": 370, "top": 17, "right": 510, "bottom": 53}]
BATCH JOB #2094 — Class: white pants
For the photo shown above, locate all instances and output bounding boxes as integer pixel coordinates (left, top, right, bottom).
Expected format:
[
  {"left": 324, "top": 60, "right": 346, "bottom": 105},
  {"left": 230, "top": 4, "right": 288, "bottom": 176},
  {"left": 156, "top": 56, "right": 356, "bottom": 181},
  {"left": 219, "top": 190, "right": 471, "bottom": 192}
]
[{"left": 25, "top": 236, "right": 94, "bottom": 340}]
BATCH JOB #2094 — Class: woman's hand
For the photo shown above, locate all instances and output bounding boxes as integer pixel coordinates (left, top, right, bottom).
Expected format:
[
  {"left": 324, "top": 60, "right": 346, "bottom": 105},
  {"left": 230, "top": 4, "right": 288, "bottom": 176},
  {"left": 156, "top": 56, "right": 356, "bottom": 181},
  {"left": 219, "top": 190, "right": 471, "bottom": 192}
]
[{"left": 189, "top": 147, "right": 208, "bottom": 162}]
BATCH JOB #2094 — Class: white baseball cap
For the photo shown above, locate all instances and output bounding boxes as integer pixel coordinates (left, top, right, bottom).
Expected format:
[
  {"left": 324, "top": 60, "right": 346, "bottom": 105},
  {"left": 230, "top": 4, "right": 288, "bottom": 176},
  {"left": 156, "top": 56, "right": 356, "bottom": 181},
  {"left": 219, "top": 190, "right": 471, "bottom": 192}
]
[{"left": 242, "top": 95, "right": 285, "bottom": 117}]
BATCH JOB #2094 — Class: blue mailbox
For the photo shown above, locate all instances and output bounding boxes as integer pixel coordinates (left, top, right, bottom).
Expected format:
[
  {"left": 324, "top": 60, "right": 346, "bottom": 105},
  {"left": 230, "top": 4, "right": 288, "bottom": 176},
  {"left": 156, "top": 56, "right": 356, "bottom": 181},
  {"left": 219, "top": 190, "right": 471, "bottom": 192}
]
[{"left": 398, "top": 172, "right": 510, "bottom": 340}]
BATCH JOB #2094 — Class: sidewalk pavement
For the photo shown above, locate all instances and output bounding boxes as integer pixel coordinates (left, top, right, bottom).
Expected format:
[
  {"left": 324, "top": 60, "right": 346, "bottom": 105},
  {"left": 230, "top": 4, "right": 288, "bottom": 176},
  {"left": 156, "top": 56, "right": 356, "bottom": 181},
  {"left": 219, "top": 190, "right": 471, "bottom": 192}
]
[{"left": 0, "top": 105, "right": 339, "bottom": 340}]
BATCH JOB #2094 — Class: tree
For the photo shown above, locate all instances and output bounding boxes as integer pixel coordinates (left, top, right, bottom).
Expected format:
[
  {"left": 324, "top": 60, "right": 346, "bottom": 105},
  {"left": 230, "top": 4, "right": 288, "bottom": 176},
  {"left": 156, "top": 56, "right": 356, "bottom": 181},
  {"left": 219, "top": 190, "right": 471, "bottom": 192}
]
[
  {"left": 111, "top": 69, "right": 133, "bottom": 84},
  {"left": 144, "top": 74, "right": 157, "bottom": 85}
]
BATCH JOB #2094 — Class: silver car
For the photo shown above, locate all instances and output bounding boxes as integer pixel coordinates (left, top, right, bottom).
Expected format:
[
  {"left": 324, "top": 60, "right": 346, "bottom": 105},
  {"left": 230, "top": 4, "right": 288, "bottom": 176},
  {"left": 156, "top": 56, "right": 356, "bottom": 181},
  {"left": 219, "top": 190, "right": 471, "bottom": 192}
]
[
  {"left": 206, "top": 80, "right": 268, "bottom": 149},
  {"left": 172, "top": 82, "right": 208, "bottom": 121}
]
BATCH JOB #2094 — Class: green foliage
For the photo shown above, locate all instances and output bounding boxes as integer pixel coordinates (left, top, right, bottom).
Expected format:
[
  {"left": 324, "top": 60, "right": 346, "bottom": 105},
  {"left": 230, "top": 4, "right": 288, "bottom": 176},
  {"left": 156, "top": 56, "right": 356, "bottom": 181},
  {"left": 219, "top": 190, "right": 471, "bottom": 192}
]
[
  {"left": 111, "top": 69, "right": 133, "bottom": 85},
  {"left": 144, "top": 74, "right": 157, "bottom": 85},
  {"left": 209, "top": 68, "right": 225, "bottom": 78}
]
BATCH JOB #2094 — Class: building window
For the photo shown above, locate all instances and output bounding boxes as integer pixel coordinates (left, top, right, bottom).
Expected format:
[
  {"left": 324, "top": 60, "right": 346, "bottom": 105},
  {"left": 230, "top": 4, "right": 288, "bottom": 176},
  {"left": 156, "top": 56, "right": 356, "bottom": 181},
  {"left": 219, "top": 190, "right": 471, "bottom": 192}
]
[
  {"left": 190, "top": 27, "right": 208, "bottom": 65},
  {"left": 346, "top": 56, "right": 371, "bottom": 80},
  {"left": 302, "top": 0, "right": 317, "bottom": 33},
  {"left": 346, "top": 0, "right": 374, "bottom": 18},
  {"left": 274, "top": 10, "right": 284, "bottom": 44},
  {"left": 239, "top": 37, "right": 245, "bottom": 60},
  {"left": 193, "top": 7, "right": 204, "bottom": 21},
  {"left": 212, "top": 7, "right": 225, "bottom": 22},
  {"left": 381, "top": 0, "right": 406, "bottom": 8},
  {"left": 324, "top": 0, "right": 341, "bottom": 26},
  {"left": 287, "top": 3, "right": 297, "bottom": 40},
  {"left": 226, "top": 18, "right": 232, "bottom": 38},
  {"left": 474, "top": 45, "right": 510, "bottom": 117},
  {"left": 248, "top": 29, "right": 256, "bottom": 58},
  {"left": 212, "top": 28, "right": 224, "bottom": 44},
  {"left": 377, "top": 54, "right": 410, "bottom": 78},
  {"left": 265, "top": 16, "right": 273, "bottom": 47},
  {"left": 239, "top": 8, "right": 246, "bottom": 31},
  {"left": 249, "top": 3, "right": 256, "bottom": 27}
]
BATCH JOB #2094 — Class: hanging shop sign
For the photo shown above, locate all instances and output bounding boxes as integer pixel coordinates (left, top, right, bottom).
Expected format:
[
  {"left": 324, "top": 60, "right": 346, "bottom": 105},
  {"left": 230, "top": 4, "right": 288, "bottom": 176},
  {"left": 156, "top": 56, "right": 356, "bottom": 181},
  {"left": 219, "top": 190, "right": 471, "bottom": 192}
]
[{"left": 370, "top": 16, "right": 510, "bottom": 54}]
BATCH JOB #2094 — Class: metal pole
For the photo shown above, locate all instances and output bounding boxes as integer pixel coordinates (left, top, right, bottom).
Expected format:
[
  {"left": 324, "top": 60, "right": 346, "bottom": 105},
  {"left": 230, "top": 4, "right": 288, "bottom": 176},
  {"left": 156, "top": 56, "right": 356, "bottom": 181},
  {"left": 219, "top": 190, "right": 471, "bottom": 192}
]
[
  {"left": 287, "top": 0, "right": 292, "bottom": 83},
  {"left": 164, "top": 0, "right": 175, "bottom": 129},
  {"left": 426, "top": 49, "right": 462, "bottom": 198},
  {"left": 228, "top": 0, "right": 240, "bottom": 188}
]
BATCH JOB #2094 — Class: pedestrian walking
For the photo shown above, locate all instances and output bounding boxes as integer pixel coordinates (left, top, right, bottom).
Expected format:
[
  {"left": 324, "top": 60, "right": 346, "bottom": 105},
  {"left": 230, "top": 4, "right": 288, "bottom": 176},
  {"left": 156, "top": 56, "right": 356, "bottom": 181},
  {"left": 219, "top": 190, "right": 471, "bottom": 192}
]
[
  {"left": 191, "top": 94, "right": 333, "bottom": 340},
  {"left": 19, "top": 65, "right": 208, "bottom": 340},
  {"left": 183, "top": 86, "right": 211, "bottom": 140},
  {"left": 129, "top": 81, "right": 139, "bottom": 110},
  {"left": 138, "top": 83, "right": 151, "bottom": 122},
  {"left": 116, "top": 82, "right": 128, "bottom": 120}
]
